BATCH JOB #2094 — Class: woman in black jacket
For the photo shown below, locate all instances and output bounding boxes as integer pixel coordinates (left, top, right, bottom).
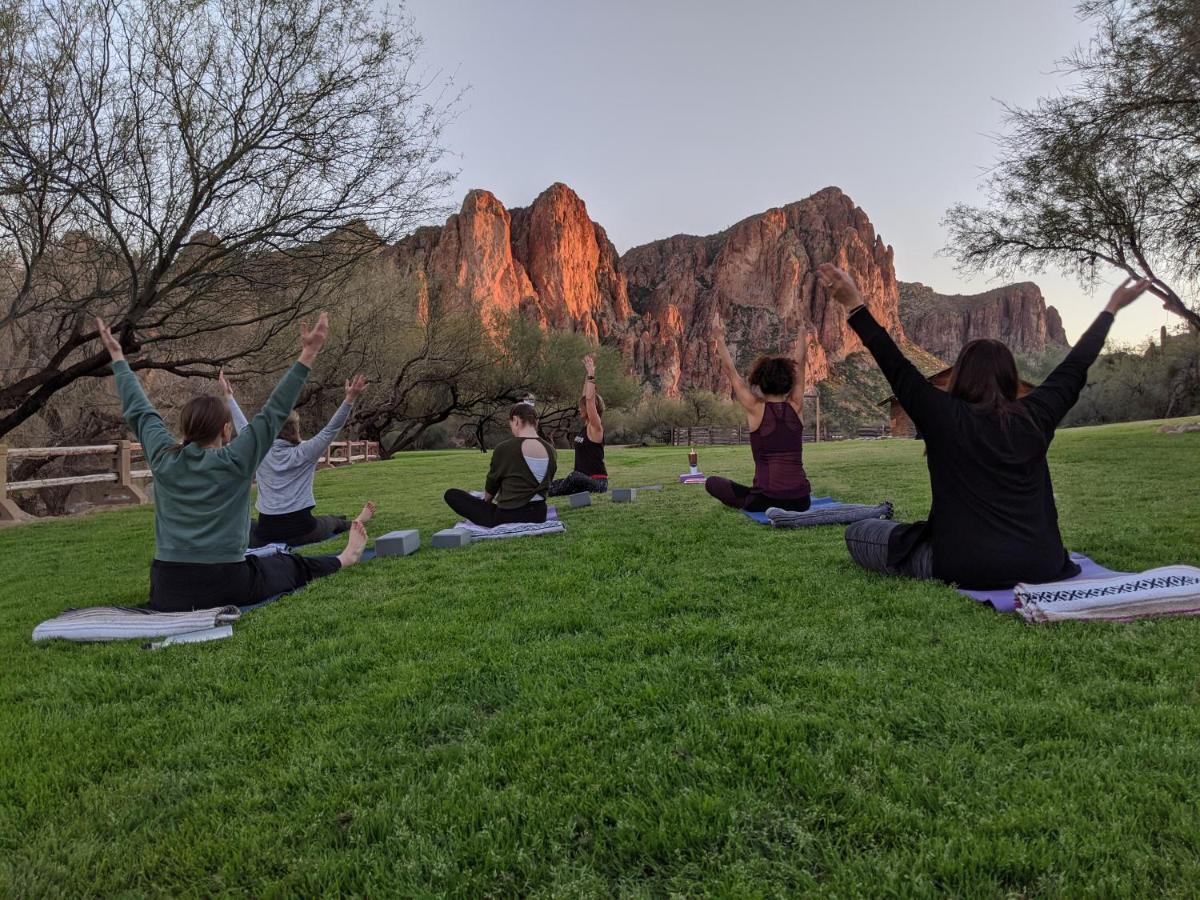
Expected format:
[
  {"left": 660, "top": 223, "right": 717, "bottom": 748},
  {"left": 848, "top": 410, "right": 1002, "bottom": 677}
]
[{"left": 816, "top": 263, "right": 1152, "bottom": 590}]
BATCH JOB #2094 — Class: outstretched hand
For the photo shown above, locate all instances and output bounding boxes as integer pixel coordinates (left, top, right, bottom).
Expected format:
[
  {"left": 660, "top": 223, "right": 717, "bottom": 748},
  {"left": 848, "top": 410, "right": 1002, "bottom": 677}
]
[
  {"left": 95, "top": 317, "right": 124, "bottom": 362},
  {"left": 345, "top": 373, "right": 368, "bottom": 403},
  {"left": 583, "top": 355, "right": 596, "bottom": 378},
  {"left": 217, "top": 368, "right": 234, "bottom": 400},
  {"left": 1105, "top": 277, "right": 1152, "bottom": 315},
  {"left": 816, "top": 263, "right": 864, "bottom": 312},
  {"left": 299, "top": 312, "right": 329, "bottom": 366}
]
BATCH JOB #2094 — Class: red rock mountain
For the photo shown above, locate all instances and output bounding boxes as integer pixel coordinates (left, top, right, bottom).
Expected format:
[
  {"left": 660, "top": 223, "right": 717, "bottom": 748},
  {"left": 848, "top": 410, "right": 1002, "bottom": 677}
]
[
  {"left": 898, "top": 281, "right": 1067, "bottom": 360},
  {"left": 621, "top": 187, "right": 905, "bottom": 394},
  {"left": 388, "top": 182, "right": 1065, "bottom": 398},
  {"left": 391, "top": 183, "right": 631, "bottom": 341}
]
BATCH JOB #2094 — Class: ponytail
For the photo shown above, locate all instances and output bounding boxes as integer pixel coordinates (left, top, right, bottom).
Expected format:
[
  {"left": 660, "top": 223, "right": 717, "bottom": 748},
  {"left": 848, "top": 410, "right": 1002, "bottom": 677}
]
[{"left": 170, "top": 395, "right": 233, "bottom": 452}]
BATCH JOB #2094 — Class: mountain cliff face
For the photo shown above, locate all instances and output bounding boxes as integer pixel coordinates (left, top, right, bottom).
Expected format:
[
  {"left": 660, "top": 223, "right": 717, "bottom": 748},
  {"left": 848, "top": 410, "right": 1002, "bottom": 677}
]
[
  {"left": 621, "top": 187, "right": 906, "bottom": 395},
  {"left": 898, "top": 281, "right": 1067, "bottom": 360},
  {"left": 391, "top": 183, "right": 1064, "bottom": 400},
  {"left": 390, "top": 183, "right": 631, "bottom": 341}
]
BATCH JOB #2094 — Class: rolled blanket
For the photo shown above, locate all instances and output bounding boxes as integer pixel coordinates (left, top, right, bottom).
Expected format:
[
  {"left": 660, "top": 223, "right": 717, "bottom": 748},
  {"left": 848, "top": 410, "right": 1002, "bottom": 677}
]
[
  {"left": 33, "top": 605, "right": 241, "bottom": 643},
  {"left": 454, "top": 520, "right": 566, "bottom": 540},
  {"left": 765, "top": 501, "right": 894, "bottom": 528},
  {"left": 1015, "top": 565, "right": 1200, "bottom": 623}
]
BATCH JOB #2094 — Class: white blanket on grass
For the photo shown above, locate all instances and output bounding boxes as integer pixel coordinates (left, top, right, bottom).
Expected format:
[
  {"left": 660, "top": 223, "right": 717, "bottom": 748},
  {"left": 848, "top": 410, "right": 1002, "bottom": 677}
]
[
  {"left": 33, "top": 605, "right": 241, "bottom": 643},
  {"left": 1015, "top": 565, "right": 1200, "bottom": 623},
  {"left": 453, "top": 520, "right": 566, "bottom": 540}
]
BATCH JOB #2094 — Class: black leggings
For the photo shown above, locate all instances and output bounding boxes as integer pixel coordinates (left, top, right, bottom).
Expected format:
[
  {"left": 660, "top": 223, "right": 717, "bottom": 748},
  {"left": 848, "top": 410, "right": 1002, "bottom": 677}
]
[
  {"left": 250, "top": 513, "right": 349, "bottom": 548},
  {"left": 148, "top": 553, "right": 341, "bottom": 612},
  {"left": 704, "top": 476, "right": 811, "bottom": 513},
  {"left": 444, "top": 489, "right": 547, "bottom": 527},
  {"left": 845, "top": 518, "right": 934, "bottom": 580},
  {"left": 548, "top": 472, "right": 609, "bottom": 496}
]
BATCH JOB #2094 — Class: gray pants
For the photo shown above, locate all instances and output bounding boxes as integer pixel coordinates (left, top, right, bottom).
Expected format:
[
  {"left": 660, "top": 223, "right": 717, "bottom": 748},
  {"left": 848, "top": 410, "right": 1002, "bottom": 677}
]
[{"left": 845, "top": 518, "right": 934, "bottom": 580}]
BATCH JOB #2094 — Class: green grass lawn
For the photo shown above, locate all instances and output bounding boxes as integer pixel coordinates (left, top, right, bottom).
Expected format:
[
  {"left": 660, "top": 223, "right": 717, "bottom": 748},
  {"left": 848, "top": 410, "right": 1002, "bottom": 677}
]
[{"left": 2, "top": 419, "right": 1199, "bottom": 896}]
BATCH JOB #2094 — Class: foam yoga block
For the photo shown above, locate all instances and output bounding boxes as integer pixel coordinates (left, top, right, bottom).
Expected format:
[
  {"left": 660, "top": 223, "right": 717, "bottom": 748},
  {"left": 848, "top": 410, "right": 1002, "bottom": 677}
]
[
  {"left": 432, "top": 528, "right": 472, "bottom": 549},
  {"left": 376, "top": 529, "right": 420, "bottom": 557},
  {"left": 636, "top": 484, "right": 664, "bottom": 491},
  {"left": 569, "top": 492, "right": 592, "bottom": 508},
  {"left": 611, "top": 488, "right": 637, "bottom": 503}
]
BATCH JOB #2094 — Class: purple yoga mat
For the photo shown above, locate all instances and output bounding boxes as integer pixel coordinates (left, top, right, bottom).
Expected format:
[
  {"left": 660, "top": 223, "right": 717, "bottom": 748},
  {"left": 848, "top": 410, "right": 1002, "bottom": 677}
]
[{"left": 959, "top": 552, "right": 1124, "bottom": 613}]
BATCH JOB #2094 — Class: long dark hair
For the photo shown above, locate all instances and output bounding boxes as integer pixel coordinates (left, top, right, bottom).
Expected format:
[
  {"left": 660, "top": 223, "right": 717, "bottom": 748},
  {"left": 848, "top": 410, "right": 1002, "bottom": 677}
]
[
  {"left": 171, "top": 395, "right": 233, "bottom": 452},
  {"left": 947, "top": 339, "right": 1030, "bottom": 422}
]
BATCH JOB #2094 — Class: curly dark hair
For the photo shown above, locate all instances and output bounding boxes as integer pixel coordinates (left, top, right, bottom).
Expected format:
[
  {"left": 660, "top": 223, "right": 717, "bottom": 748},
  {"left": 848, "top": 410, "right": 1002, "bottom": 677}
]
[{"left": 748, "top": 356, "right": 796, "bottom": 396}]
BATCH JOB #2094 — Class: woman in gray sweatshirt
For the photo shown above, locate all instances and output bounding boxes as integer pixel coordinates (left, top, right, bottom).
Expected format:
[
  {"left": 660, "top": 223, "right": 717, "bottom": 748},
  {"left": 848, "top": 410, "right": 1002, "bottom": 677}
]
[{"left": 224, "top": 372, "right": 373, "bottom": 547}]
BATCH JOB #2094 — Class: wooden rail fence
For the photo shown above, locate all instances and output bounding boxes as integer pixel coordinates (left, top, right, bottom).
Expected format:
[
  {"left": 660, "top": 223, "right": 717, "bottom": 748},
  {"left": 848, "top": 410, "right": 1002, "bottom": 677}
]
[{"left": 1, "top": 438, "right": 381, "bottom": 523}]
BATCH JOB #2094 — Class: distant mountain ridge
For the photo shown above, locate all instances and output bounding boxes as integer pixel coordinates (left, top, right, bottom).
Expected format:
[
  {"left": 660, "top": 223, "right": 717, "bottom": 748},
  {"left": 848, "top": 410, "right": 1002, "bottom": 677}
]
[{"left": 898, "top": 281, "right": 1067, "bottom": 361}]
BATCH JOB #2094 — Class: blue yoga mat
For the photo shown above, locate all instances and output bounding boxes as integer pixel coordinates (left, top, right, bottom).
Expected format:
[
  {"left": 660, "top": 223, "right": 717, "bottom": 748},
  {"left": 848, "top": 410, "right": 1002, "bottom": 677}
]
[
  {"left": 741, "top": 496, "right": 837, "bottom": 524},
  {"left": 239, "top": 548, "right": 378, "bottom": 613}
]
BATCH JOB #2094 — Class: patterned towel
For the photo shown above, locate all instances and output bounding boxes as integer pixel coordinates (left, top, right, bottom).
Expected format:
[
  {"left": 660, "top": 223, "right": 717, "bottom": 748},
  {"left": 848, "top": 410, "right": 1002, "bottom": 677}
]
[
  {"left": 33, "top": 605, "right": 241, "bottom": 643},
  {"left": 754, "top": 499, "right": 894, "bottom": 528},
  {"left": 958, "top": 553, "right": 1120, "bottom": 613},
  {"left": 453, "top": 520, "right": 566, "bottom": 540},
  {"left": 1015, "top": 565, "right": 1200, "bottom": 623}
]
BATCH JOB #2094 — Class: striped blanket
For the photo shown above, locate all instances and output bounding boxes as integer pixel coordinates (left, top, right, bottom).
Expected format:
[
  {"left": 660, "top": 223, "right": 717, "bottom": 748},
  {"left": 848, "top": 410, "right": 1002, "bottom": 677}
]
[
  {"left": 1015, "top": 565, "right": 1200, "bottom": 623},
  {"left": 454, "top": 520, "right": 566, "bottom": 540},
  {"left": 33, "top": 605, "right": 241, "bottom": 643}
]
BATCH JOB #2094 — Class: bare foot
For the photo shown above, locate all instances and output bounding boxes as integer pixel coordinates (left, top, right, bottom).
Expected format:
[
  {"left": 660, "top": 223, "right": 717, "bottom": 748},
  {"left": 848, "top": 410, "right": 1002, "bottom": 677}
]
[
  {"left": 354, "top": 501, "right": 376, "bottom": 525},
  {"left": 337, "top": 520, "right": 368, "bottom": 568}
]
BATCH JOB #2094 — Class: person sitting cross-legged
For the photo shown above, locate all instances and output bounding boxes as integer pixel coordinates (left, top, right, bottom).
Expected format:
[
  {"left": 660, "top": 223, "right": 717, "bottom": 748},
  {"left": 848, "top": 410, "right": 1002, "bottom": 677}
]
[
  {"left": 548, "top": 354, "right": 609, "bottom": 496},
  {"left": 96, "top": 312, "right": 371, "bottom": 613},
  {"left": 817, "top": 262, "right": 1153, "bottom": 590},
  {"left": 703, "top": 317, "right": 813, "bottom": 513},
  {"left": 444, "top": 403, "right": 557, "bottom": 527},
  {"left": 222, "top": 370, "right": 375, "bottom": 548}
]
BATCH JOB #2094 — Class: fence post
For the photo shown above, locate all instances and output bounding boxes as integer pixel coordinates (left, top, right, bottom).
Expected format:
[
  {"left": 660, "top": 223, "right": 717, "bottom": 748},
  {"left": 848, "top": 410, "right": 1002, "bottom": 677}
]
[
  {"left": 115, "top": 439, "right": 149, "bottom": 504},
  {"left": 0, "top": 443, "right": 33, "bottom": 523}
]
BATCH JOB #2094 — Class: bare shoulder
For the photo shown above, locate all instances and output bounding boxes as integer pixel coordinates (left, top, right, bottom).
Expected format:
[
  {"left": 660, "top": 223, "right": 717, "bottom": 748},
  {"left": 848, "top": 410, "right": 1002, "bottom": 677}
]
[{"left": 521, "top": 437, "right": 549, "bottom": 458}]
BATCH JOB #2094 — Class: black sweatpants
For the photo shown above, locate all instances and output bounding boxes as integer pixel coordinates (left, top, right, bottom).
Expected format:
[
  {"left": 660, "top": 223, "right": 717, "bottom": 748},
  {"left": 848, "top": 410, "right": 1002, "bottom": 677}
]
[
  {"left": 148, "top": 553, "right": 342, "bottom": 612},
  {"left": 704, "top": 476, "right": 812, "bottom": 513},
  {"left": 844, "top": 518, "right": 934, "bottom": 580},
  {"left": 548, "top": 471, "right": 609, "bottom": 496},
  {"left": 443, "top": 489, "right": 547, "bottom": 527}
]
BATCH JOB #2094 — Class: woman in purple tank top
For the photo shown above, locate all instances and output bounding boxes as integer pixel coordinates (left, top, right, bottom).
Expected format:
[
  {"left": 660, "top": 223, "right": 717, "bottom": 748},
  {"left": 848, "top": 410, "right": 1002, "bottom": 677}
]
[{"left": 705, "top": 320, "right": 812, "bottom": 513}]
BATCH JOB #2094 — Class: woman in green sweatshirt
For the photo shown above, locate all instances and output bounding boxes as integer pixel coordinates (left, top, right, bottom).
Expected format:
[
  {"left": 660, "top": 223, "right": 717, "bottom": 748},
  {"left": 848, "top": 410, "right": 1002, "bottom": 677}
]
[{"left": 96, "top": 313, "right": 371, "bottom": 612}]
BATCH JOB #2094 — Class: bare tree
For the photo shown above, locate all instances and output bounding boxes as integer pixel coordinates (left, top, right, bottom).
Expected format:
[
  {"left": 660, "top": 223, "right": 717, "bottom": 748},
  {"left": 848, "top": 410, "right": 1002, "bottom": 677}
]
[
  {"left": 0, "top": 0, "right": 456, "bottom": 440},
  {"left": 944, "top": 0, "right": 1200, "bottom": 331}
]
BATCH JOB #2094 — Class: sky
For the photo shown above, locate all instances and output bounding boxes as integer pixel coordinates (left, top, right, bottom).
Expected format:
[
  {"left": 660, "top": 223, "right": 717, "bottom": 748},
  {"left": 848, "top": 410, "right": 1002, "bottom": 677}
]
[{"left": 399, "top": 0, "right": 1174, "bottom": 346}]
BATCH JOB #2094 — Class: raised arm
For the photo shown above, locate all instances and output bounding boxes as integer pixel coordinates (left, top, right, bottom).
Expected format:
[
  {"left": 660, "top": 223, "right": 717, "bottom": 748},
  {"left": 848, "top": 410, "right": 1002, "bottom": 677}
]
[
  {"left": 219, "top": 369, "right": 249, "bottom": 433},
  {"left": 96, "top": 318, "right": 175, "bottom": 466},
  {"left": 224, "top": 313, "right": 329, "bottom": 475},
  {"left": 581, "top": 356, "right": 603, "bottom": 442},
  {"left": 1023, "top": 278, "right": 1150, "bottom": 436},
  {"left": 295, "top": 374, "right": 367, "bottom": 465},
  {"left": 712, "top": 318, "right": 760, "bottom": 414},
  {"left": 816, "top": 264, "right": 954, "bottom": 434},
  {"left": 788, "top": 335, "right": 808, "bottom": 409}
]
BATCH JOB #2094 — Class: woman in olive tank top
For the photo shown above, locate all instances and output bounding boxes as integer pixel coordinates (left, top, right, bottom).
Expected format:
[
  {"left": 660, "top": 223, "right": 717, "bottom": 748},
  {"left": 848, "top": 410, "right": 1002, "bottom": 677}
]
[
  {"left": 548, "top": 355, "right": 609, "bottom": 496},
  {"left": 704, "top": 320, "right": 812, "bottom": 513}
]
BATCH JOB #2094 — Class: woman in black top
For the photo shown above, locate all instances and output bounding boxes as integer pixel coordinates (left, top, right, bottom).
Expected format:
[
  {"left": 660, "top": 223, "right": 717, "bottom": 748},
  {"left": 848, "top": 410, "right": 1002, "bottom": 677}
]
[
  {"left": 548, "top": 355, "right": 608, "bottom": 496},
  {"left": 816, "top": 263, "right": 1152, "bottom": 590}
]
